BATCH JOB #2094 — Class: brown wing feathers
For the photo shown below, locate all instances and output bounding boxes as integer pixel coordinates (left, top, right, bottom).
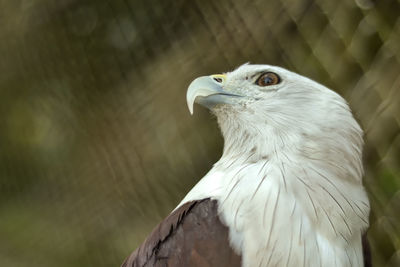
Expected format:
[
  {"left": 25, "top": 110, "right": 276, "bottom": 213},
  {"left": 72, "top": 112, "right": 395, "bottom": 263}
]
[
  {"left": 122, "top": 198, "right": 241, "bottom": 267},
  {"left": 362, "top": 233, "right": 372, "bottom": 267}
]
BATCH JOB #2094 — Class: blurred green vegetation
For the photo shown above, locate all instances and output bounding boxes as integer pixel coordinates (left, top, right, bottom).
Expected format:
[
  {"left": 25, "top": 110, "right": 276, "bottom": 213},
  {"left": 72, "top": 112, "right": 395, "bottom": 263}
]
[{"left": 0, "top": 0, "right": 399, "bottom": 266}]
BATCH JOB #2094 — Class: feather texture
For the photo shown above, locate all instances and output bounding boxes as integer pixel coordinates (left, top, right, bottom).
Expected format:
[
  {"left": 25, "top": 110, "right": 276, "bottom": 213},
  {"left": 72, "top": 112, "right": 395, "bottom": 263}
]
[
  {"left": 122, "top": 199, "right": 241, "bottom": 267},
  {"left": 178, "top": 64, "right": 370, "bottom": 267}
]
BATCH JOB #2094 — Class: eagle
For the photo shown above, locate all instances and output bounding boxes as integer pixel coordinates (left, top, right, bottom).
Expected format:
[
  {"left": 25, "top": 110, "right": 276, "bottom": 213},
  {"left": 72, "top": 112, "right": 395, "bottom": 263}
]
[{"left": 122, "top": 64, "right": 371, "bottom": 267}]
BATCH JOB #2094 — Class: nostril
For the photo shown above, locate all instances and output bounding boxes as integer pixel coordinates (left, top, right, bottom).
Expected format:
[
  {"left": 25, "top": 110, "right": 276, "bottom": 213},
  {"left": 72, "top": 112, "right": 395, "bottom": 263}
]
[{"left": 213, "top": 77, "right": 223, "bottom": 83}]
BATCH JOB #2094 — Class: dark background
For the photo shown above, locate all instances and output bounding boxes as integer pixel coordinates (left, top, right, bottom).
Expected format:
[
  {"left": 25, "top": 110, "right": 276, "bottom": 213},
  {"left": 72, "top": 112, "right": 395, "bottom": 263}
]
[{"left": 0, "top": 0, "right": 399, "bottom": 266}]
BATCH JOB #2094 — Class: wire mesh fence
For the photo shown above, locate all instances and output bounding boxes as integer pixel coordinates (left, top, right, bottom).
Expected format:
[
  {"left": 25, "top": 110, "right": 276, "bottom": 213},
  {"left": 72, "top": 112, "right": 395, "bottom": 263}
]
[{"left": 0, "top": 0, "right": 399, "bottom": 266}]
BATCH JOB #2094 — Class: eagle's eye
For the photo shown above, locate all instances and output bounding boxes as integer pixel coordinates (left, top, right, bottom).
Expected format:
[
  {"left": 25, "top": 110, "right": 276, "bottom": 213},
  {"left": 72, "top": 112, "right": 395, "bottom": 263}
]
[{"left": 256, "top": 72, "right": 280, "bottom": 87}]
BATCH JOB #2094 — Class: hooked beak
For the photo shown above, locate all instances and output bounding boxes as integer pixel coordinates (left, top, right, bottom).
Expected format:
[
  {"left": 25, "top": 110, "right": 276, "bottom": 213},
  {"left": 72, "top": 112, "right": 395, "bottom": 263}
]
[{"left": 186, "top": 74, "right": 243, "bottom": 114}]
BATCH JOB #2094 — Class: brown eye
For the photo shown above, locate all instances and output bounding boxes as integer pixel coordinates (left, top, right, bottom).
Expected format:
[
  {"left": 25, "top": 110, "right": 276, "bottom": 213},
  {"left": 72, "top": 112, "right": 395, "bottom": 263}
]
[{"left": 256, "top": 72, "right": 280, "bottom": 86}]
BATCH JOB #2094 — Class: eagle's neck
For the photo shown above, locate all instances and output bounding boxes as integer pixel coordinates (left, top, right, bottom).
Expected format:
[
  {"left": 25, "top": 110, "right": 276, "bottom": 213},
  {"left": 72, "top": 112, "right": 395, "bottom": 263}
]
[
  {"left": 209, "top": 116, "right": 370, "bottom": 267},
  {"left": 179, "top": 112, "right": 369, "bottom": 267},
  {"left": 217, "top": 112, "right": 294, "bottom": 162}
]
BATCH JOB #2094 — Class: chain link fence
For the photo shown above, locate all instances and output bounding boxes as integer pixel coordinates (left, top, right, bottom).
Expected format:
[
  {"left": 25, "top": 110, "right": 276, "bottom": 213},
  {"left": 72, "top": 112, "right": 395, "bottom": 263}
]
[{"left": 0, "top": 0, "right": 399, "bottom": 266}]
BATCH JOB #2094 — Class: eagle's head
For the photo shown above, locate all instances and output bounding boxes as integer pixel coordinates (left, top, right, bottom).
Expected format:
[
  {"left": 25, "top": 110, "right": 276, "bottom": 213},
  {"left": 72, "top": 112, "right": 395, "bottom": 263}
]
[{"left": 187, "top": 64, "right": 364, "bottom": 182}]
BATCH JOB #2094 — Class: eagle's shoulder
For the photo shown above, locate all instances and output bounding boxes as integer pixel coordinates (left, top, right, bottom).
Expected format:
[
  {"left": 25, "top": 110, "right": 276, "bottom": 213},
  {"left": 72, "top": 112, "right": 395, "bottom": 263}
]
[{"left": 122, "top": 198, "right": 241, "bottom": 267}]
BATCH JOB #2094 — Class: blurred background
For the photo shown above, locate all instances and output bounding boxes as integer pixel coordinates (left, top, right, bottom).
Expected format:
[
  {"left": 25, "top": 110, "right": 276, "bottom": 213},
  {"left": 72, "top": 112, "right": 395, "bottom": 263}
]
[{"left": 0, "top": 0, "right": 399, "bottom": 266}]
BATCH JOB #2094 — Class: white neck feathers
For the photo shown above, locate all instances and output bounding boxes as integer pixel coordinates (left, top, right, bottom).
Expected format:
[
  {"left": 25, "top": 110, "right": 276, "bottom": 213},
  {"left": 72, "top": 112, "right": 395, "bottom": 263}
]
[{"left": 178, "top": 108, "right": 369, "bottom": 267}]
